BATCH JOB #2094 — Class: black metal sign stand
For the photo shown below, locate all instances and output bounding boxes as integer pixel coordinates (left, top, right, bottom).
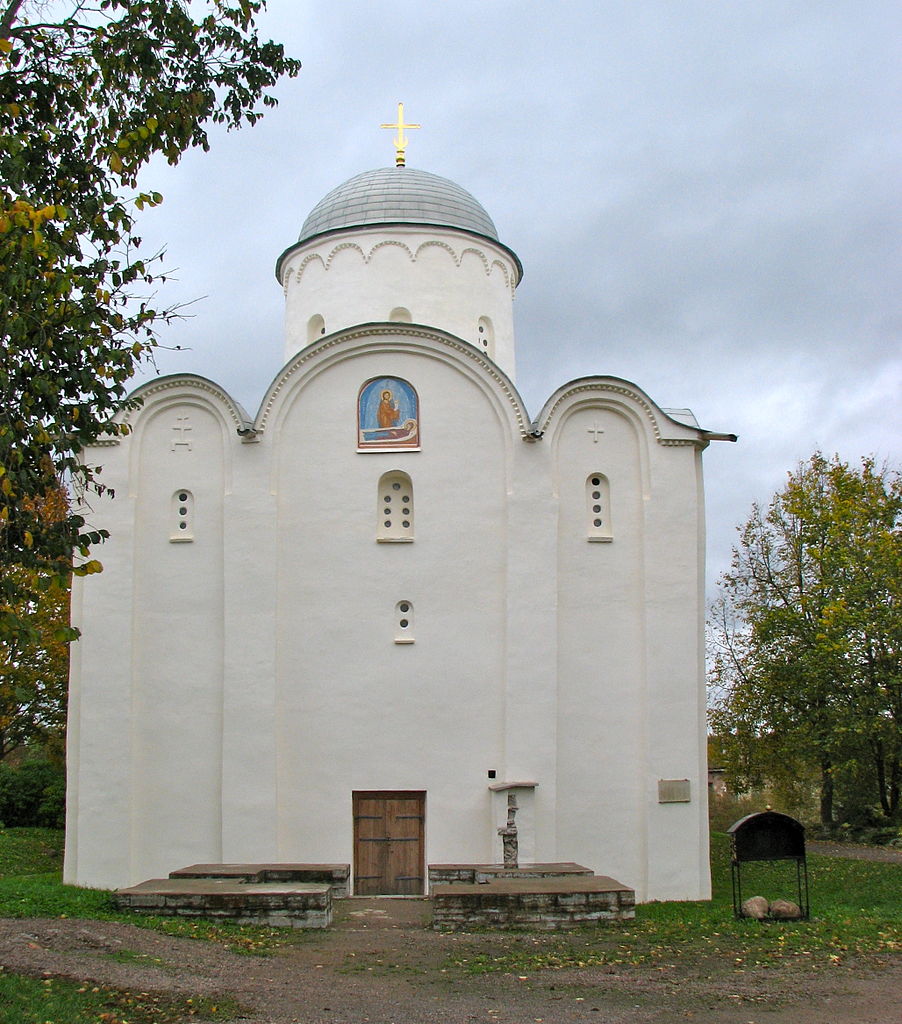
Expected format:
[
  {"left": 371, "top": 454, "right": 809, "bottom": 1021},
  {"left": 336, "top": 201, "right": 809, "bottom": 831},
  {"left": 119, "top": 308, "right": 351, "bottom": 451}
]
[{"left": 727, "top": 810, "right": 810, "bottom": 920}]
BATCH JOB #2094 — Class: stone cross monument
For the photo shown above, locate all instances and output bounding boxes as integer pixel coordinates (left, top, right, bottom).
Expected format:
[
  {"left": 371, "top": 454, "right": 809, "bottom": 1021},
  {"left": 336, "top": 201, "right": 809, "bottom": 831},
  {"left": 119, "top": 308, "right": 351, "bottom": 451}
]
[{"left": 497, "top": 792, "right": 519, "bottom": 868}]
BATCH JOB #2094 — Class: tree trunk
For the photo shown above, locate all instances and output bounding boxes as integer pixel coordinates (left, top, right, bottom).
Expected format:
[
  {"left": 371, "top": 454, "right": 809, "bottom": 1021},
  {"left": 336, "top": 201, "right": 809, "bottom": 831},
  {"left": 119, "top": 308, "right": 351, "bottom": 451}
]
[
  {"left": 819, "top": 757, "right": 834, "bottom": 825},
  {"left": 889, "top": 757, "right": 900, "bottom": 817},
  {"left": 873, "top": 740, "right": 891, "bottom": 816}
]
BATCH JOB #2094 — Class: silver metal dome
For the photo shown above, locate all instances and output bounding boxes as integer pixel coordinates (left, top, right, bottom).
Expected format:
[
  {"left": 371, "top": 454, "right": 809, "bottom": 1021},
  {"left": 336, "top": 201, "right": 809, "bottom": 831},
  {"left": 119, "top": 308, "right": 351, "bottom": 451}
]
[{"left": 298, "top": 167, "right": 498, "bottom": 243}]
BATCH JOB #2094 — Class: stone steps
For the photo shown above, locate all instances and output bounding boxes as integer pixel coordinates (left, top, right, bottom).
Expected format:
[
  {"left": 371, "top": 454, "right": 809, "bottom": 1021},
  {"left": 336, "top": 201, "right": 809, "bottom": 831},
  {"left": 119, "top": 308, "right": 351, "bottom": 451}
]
[
  {"left": 114, "top": 861, "right": 635, "bottom": 930},
  {"left": 428, "top": 861, "right": 594, "bottom": 892},
  {"left": 428, "top": 865, "right": 635, "bottom": 930},
  {"left": 169, "top": 862, "right": 350, "bottom": 898},
  {"left": 113, "top": 877, "right": 332, "bottom": 928},
  {"left": 114, "top": 862, "right": 350, "bottom": 928}
]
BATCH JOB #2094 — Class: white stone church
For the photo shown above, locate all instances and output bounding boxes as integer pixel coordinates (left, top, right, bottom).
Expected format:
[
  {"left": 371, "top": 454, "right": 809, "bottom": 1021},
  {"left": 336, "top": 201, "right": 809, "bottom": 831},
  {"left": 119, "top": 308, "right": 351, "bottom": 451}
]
[{"left": 65, "top": 135, "right": 729, "bottom": 901}]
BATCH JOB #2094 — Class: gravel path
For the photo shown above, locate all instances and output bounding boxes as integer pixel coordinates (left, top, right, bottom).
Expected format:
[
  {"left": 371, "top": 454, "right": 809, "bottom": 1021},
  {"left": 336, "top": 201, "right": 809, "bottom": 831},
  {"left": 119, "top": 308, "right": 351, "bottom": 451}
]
[
  {"left": 807, "top": 840, "right": 902, "bottom": 863},
  {"left": 1, "top": 898, "right": 901, "bottom": 1024},
  {"left": 0, "top": 844, "right": 899, "bottom": 1023}
]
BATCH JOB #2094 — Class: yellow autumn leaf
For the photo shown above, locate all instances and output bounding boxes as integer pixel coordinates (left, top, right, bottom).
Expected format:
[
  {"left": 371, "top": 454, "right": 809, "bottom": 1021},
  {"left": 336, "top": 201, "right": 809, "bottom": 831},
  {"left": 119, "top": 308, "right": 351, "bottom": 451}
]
[{"left": 24, "top": 530, "right": 33, "bottom": 548}]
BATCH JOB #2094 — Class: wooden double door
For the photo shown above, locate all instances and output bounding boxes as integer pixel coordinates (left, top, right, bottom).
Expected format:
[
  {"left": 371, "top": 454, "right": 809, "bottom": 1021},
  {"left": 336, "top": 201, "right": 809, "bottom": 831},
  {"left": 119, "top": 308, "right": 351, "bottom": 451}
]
[{"left": 353, "top": 791, "right": 425, "bottom": 895}]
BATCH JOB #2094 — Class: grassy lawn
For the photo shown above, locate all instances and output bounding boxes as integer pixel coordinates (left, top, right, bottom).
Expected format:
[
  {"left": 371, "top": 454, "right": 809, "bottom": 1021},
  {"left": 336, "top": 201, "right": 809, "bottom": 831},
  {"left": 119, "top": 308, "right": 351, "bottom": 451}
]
[
  {"left": 0, "top": 828, "right": 289, "bottom": 956},
  {"left": 447, "top": 832, "right": 902, "bottom": 974},
  {"left": 0, "top": 974, "right": 240, "bottom": 1024},
  {"left": 0, "top": 824, "right": 900, "bottom": 1013},
  {"left": 0, "top": 828, "right": 271, "bottom": 1022}
]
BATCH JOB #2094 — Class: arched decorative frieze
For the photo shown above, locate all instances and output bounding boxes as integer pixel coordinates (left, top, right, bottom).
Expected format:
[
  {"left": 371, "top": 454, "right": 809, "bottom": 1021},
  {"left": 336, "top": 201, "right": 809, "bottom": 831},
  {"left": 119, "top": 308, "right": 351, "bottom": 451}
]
[
  {"left": 121, "top": 375, "right": 250, "bottom": 434},
  {"left": 256, "top": 324, "right": 529, "bottom": 441},
  {"left": 89, "top": 431, "right": 124, "bottom": 448},
  {"left": 366, "top": 238, "right": 417, "bottom": 263},
  {"left": 413, "top": 238, "right": 462, "bottom": 264},
  {"left": 458, "top": 247, "right": 515, "bottom": 292},
  {"left": 548, "top": 398, "right": 650, "bottom": 501},
  {"left": 537, "top": 377, "right": 703, "bottom": 448},
  {"left": 490, "top": 259, "right": 515, "bottom": 294},
  {"left": 457, "top": 245, "right": 491, "bottom": 275},
  {"left": 323, "top": 240, "right": 369, "bottom": 272},
  {"left": 125, "top": 382, "right": 238, "bottom": 498},
  {"left": 285, "top": 251, "right": 326, "bottom": 290},
  {"left": 288, "top": 236, "right": 517, "bottom": 295}
]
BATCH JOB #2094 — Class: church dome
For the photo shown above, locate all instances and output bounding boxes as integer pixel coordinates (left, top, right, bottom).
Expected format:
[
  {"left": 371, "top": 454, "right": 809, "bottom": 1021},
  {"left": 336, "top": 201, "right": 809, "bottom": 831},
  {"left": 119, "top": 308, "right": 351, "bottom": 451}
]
[
  {"left": 298, "top": 167, "right": 499, "bottom": 244},
  {"left": 278, "top": 163, "right": 522, "bottom": 378}
]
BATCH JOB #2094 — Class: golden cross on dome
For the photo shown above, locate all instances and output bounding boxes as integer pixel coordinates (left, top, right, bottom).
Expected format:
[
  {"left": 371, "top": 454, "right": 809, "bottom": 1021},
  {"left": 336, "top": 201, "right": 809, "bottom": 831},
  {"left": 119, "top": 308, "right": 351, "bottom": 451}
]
[{"left": 381, "top": 102, "right": 420, "bottom": 167}]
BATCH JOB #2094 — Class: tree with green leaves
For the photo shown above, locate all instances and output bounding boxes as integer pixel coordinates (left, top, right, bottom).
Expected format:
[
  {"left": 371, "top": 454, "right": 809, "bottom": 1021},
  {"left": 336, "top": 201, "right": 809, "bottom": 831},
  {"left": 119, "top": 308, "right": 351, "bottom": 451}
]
[
  {"left": 709, "top": 454, "right": 902, "bottom": 825},
  {"left": 0, "top": 487, "right": 69, "bottom": 761},
  {"left": 0, "top": 0, "right": 300, "bottom": 649}
]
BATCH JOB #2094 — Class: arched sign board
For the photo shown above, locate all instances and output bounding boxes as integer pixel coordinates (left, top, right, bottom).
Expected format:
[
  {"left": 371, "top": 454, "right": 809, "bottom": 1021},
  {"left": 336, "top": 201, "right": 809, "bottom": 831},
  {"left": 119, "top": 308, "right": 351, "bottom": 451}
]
[{"left": 727, "top": 810, "right": 809, "bottom": 920}]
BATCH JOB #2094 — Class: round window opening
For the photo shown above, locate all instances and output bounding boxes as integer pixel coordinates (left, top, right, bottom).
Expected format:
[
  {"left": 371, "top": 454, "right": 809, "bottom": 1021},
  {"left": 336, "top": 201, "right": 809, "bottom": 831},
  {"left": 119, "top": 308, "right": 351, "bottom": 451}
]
[
  {"left": 591, "top": 477, "right": 600, "bottom": 486},
  {"left": 178, "top": 492, "right": 188, "bottom": 501},
  {"left": 392, "top": 482, "right": 401, "bottom": 490},
  {"left": 399, "top": 603, "right": 410, "bottom": 613}
]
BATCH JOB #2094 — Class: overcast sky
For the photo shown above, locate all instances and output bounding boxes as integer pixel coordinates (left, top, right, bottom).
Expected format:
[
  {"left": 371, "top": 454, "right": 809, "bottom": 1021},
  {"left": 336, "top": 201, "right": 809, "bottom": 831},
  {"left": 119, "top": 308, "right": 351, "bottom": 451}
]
[{"left": 131, "top": 0, "right": 901, "bottom": 587}]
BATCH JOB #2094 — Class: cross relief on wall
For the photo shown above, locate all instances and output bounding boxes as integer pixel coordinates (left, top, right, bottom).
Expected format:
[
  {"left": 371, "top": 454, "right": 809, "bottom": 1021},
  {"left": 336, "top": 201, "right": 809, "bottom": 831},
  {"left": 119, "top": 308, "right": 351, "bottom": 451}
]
[{"left": 170, "top": 416, "right": 193, "bottom": 452}]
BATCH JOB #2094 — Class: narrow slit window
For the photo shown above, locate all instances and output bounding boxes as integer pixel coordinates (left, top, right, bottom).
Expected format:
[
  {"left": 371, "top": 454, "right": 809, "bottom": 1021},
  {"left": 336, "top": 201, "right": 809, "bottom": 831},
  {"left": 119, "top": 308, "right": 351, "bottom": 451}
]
[
  {"left": 377, "top": 471, "right": 414, "bottom": 543},
  {"left": 586, "top": 473, "right": 613, "bottom": 542},
  {"left": 307, "top": 313, "right": 325, "bottom": 343},
  {"left": 394, "top": 600, "right": 415, "bottom": 643},
  {"left": 477, "top": 316, "right": 494, "bottom": 358},
  {"left": 170, "top": 489, "right": 195, "bottom": 542}
]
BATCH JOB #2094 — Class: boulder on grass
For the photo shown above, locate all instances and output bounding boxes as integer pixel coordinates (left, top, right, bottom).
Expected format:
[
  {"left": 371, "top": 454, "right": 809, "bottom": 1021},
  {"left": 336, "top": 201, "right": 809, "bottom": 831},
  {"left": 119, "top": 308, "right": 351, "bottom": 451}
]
[
  {"left": 769, "top": 898, "right": 803, "bottom": 920},
  {"left": 740, "top": 896, "right": 769, "bottom": 920}
]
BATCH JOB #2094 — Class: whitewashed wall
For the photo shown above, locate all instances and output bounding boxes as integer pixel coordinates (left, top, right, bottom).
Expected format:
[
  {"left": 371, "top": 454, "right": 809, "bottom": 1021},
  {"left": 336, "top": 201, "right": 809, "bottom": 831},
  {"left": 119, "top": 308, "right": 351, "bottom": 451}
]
[
  {"left": 280, "top": 225, "right": 519, "bottom": 380},
  {"left": 66, "top": 329, "right": 711, "bottom": 902}
]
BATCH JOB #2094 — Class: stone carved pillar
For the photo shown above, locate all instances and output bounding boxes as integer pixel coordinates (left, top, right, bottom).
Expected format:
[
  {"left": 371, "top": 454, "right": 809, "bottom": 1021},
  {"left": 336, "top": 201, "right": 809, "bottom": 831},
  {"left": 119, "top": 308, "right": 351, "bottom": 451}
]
[{"left": 497, "top": 792, "right": 519, "bottom": 868}]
